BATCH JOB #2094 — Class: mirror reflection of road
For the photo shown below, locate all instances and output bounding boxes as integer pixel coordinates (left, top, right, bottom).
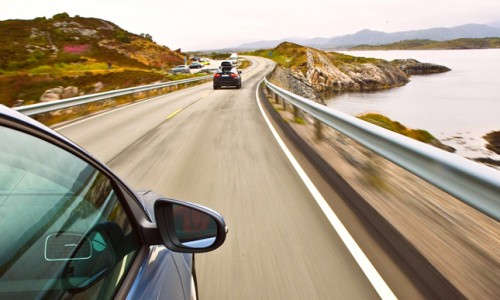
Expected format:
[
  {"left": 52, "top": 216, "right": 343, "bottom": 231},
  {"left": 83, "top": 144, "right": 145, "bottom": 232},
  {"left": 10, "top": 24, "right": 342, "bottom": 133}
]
[{"left": 57, "top": 57, "right": 420, "bottom": 299}]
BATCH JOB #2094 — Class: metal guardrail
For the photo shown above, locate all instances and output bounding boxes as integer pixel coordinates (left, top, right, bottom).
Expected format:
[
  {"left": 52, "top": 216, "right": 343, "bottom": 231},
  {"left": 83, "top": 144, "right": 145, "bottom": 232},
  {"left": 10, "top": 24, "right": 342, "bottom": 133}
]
[
  {"left": 14, "top": 75, "right": 212, "bottom": 116},
  {"left": 264, "top": 78, "right": 500, "bottom": 221}
]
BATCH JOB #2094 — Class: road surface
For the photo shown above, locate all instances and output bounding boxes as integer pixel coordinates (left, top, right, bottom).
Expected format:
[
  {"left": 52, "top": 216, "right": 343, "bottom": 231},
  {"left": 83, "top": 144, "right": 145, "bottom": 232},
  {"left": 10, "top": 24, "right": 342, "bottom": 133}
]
[{"left": 57, "top": 57, "right": 424, "bottom": 299}]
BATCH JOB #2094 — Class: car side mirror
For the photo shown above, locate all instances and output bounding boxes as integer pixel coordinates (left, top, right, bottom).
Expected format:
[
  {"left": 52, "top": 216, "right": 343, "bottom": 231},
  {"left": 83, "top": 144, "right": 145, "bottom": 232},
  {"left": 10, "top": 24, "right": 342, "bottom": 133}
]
[{"left": 154, "top": 199, "right": 227, "bottom": 253}]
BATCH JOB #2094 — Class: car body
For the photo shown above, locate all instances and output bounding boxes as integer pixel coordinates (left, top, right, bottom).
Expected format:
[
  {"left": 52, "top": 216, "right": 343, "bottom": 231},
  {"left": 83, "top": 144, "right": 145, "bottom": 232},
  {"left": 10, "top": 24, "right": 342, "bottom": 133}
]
[
  {"left": 229, "top": 53, "right": 238, "bottom": 65},
  {"left": 213, "top": 65, "right": 242, "bottom": 89},
  {"left": 220, "top": 61, "right": 232, "bottom": 68},
  {"left": 0, "top": 105, "right": 227, "bottom": 299},
  {"left": 199, "top": 58, "right": 210, "bottom": 65},
  {"left": 189, "top": 62, "right": 203, "bottom": 69},
  {"left": 171, "top": 65, "right": 190, "bottom": 74}
]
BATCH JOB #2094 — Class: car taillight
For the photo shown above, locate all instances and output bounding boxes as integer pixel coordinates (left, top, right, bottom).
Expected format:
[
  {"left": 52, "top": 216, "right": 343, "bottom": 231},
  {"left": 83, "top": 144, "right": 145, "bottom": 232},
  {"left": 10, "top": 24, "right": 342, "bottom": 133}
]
[
  {"left": 231, "top": 73, "right": 238, "bottom": 78},
  {"left": 214, "top": 74, "right": 220, "bottom": 78}
]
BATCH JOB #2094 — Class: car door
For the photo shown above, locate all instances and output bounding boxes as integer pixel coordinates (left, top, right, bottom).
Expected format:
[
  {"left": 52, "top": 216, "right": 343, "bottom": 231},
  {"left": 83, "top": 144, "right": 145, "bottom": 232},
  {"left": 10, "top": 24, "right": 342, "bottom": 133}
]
[{"left": 0, "top": 106, "right": 227, "bottom": 299}]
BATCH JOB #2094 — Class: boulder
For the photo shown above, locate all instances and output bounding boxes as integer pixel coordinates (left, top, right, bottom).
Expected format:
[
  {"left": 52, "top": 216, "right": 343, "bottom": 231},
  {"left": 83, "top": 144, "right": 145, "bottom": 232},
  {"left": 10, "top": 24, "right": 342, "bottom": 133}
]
[
  {"left": 40, "top": 86, "right": 79, "bottom": 102},
  {"left": 62, "top": 86, "right": 79, "bottom": 99},
  {"left": 40, "top": 87, "right": 64, "bottom": 102}
]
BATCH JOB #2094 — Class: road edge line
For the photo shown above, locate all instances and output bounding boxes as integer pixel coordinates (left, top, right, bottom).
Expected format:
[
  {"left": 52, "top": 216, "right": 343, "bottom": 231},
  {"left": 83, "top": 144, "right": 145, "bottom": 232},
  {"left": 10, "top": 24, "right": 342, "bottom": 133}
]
[{"left": 255, "top": 79, "right": 397, "bottom": 300}]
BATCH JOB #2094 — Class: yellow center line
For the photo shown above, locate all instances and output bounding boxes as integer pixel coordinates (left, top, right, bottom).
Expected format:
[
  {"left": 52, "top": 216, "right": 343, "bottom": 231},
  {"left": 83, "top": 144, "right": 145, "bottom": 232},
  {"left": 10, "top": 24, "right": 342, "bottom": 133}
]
[
  {"left": 166, "top": 92, "right": 210, "bottom": 120},
  {"left": 166, "top": 109, "right": 182, "bottom": 120}
]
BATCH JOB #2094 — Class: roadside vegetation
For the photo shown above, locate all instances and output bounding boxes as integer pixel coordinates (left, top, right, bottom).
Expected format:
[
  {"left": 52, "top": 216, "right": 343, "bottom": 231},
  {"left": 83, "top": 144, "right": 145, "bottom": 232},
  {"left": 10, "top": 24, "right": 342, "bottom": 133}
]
[
  {"left": 0, "top": 13, "right": 198, "bottom": 107},
  {"left": 357, "top": 113, "right": 454, "bottom": 151}
]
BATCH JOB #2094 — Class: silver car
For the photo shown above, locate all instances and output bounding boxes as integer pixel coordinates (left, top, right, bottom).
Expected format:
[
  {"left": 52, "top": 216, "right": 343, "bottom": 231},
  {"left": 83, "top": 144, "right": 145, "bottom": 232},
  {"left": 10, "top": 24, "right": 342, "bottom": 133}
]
[
  {"left": 0, "top": 105, "right": 227, "bottom": 299},
  {"left": 171, "top": 65, "right": 190, "bottom": 74}
]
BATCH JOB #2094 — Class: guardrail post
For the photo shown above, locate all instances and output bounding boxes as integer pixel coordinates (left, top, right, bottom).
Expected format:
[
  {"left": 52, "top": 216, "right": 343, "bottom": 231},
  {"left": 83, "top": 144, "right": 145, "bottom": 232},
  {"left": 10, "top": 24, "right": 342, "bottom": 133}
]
[
  {"left": 293, "top": 105, "right": 299, "bottom": 119},
  {"left": 282, "top": 97, "right": 287, "bottom": 111},
  {"left": 315, "top": 118, "right": 323, "bottom": 140},
  {"left": 266, "top": 86, "right": 271, "bottom": 98}
]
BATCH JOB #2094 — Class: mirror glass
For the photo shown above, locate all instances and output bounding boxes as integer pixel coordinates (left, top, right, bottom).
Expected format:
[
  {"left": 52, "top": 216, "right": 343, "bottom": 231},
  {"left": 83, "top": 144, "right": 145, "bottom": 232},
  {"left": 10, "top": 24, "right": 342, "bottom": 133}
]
[{"left": 172, "top": 204, "right": 218, "bottom": 248}]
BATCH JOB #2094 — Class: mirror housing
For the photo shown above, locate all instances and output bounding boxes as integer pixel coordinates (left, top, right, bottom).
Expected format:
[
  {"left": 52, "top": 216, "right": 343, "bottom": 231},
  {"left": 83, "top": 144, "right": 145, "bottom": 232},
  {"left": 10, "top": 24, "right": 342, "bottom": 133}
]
[{"left": 154, "top": 199, "right": 227, "bottom": 253}]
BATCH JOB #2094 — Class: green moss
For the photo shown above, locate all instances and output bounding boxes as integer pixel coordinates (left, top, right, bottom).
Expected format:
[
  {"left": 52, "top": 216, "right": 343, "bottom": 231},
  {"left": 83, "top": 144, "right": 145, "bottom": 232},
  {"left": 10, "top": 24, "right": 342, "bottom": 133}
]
[
  {"left": 294, "top": 117, "right": 305, "bottom": 124},
  {"left": 358, "top": 113, "right": 436, "bottom": 143}
]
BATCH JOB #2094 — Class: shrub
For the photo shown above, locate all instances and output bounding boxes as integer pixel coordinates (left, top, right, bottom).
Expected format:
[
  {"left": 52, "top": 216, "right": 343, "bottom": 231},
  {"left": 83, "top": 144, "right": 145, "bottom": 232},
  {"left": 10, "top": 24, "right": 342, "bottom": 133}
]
[
  {"left": 52, "top": 12, "right": 70, "bottom": 20},
  {"left": 30, "top": 65, "right": 53, "bottom": 74}
]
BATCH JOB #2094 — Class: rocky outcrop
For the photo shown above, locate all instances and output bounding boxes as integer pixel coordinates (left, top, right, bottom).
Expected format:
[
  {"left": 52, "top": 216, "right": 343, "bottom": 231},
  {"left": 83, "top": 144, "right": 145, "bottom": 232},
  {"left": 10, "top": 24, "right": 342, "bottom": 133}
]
[
  {"left": 392, "top": 59, "right": 451, "bottom": 75},
  {"left": 268, "top": 45, "right": 450, "bottom": 102},
  {"left": 269, "top": 47, "right": 412, "bottom": 102},
  {"left": 306, "top": 49, "right": 410, "bottom": 93},
  {"left": 269, "top": 67, "right": 320, "bottom": 102}
]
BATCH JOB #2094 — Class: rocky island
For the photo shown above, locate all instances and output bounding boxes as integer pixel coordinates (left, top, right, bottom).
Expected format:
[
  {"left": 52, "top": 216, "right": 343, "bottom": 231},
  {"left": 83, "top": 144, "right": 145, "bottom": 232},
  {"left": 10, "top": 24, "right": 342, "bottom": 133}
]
[{"left": 251, "top": 42, "right": 450, "bottom": 103}]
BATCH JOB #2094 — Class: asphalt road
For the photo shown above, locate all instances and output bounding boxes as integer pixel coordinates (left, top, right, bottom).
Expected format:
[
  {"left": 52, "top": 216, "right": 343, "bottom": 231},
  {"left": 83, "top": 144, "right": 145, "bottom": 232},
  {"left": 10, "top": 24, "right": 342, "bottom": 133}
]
[{"left": 57, "top": 57, "right": 394, "bottom": 299}]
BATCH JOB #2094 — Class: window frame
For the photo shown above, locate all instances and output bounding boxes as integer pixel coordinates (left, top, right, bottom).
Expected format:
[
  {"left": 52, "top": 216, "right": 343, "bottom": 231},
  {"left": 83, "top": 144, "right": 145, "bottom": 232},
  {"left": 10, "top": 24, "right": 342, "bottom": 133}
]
[{"left": 0, "top": 113, "right": 156, "bottom": 298}]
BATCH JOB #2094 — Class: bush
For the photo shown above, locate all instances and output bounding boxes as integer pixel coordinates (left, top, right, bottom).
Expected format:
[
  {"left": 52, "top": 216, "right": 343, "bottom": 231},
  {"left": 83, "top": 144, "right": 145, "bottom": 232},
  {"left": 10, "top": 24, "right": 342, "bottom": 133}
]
[
  {"left": 116, "top": 31, "right": 131, "bottom": 43},
  {"left": 52, "top": 12, "right": 70, "bottom": 20},
  {"left": 30, "top": 65, "right": 53, "bottom": 74}
]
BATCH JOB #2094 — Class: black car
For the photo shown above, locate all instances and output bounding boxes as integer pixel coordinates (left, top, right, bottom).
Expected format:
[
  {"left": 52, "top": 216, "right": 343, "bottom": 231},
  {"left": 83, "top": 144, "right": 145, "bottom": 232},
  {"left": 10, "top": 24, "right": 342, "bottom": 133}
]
[
  {"left": 189, "top": 62, "right": 203, "bottom": 69},
  {"left": 213, "top": 65, "right": 242, "bottom": 89}
]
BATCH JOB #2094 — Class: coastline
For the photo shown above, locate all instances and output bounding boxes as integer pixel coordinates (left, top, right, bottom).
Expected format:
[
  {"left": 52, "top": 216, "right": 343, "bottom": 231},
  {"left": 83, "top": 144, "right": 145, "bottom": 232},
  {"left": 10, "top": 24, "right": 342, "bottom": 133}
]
[{"left": 328, "top": 49, "right": 500, "bottom": 169}]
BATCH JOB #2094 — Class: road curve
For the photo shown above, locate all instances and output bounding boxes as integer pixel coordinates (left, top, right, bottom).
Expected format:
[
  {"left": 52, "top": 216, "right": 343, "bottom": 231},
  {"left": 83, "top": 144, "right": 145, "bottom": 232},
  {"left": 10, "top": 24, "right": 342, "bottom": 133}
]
[{"left": 58, "top": 57, "right": 387, "bottom": 299}]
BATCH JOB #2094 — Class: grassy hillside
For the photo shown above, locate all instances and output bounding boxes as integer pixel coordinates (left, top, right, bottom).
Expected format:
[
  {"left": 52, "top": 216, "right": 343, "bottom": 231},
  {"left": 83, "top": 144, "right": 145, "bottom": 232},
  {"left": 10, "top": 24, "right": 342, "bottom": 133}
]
[
  {"left": 350, "top": 38, "right": 500, "bottom": 50},
  {"left": 247, "top": 42, "right": 383, "bottom": 74},
  {"left": 0, "top": 13, "right": 187, "bottom": 106}
]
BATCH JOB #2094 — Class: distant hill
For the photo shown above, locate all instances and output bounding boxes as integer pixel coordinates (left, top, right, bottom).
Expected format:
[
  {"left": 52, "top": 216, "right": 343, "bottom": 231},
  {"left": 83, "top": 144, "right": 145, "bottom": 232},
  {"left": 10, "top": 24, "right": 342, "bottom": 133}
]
[
  {"left": 236, "top": 23, "right": 500, "bottom": 50},
  {"left": 0, "top": 12, "right": 184, "bottom": 71},
  {"left": 350, "top": 38, "right": 500, "bottom": 50},
  {"left": 0, "top": 13, "right": 188, "bottom": 107}
]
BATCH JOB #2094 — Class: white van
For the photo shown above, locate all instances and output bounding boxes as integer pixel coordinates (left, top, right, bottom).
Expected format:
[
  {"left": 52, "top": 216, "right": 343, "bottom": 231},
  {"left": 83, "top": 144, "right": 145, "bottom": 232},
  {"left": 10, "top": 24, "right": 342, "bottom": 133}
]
[{"left": 229, "top": 53, "right": 238, "bottom": 65}]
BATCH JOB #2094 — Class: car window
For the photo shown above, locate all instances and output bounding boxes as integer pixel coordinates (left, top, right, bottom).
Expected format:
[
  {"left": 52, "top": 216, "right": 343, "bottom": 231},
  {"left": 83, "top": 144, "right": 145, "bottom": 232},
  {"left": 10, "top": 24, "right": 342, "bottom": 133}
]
[{"left": 0, "top": 126, "right": 140, "bottom": 299}]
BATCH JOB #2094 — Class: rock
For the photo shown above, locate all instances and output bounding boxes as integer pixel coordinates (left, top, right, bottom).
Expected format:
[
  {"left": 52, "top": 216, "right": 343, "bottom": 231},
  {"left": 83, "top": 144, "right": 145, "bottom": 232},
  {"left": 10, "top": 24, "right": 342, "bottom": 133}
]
[
  {"left": 40, "top": 92, "right": 61, "bottom": 102},
  {"left": 483, "top": 131, "right": 500, "bottom": 155},
  {"left": 270, "top": 66, "right": 320, "bottom": 103},
  {"left": 13, "top": 100, "right": 24, "bottom": 107},
  {"left": 94, "top": 82, "right": 104, "bottom": 92},
  {"left": 40, "top": 87, "right": 64, "bottom": 102},
  {"left": 62, "top": 86, "right": 79, "bottom": 99}
]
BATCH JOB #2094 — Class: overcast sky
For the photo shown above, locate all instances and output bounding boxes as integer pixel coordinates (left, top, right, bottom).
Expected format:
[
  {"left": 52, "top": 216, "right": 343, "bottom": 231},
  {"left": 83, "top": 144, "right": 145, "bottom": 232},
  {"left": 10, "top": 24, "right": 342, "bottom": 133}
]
[{"left": 1, "top": 0, "right": 500, "bottom": 51}]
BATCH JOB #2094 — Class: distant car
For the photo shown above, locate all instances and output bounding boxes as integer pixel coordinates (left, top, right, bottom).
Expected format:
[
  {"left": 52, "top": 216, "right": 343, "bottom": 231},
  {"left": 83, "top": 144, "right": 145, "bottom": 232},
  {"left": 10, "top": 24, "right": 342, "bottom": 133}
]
[
  {"left": 200, "top": 58, "right": 210, "bottom": 65},
  {"left": 229, "top": 53, "right": 238, "bottom": 65},
  {"left": 220, "top": 61, "right": 232, "bottom": 68},
  {"left": 0, "top": 105, "right": 227, "bottom": 299},
  {"left": 189, "top": 62, "right": 203, "bottom": 69},
  {"left": 171, "top": 65, "right": 190, "bottom": 74},
  {"left": 213, "top": 66, "right": 242, "bottom": 89}
]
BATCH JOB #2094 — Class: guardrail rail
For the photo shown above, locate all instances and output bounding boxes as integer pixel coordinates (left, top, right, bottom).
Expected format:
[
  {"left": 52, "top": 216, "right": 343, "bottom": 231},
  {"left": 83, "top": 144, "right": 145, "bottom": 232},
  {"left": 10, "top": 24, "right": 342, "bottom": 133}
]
[
  {"left": 264, "top": 78, "right": 500, "bottom": 221},
  {"left": 14, "top": 75, "right": 212, "bottom": 116}
]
